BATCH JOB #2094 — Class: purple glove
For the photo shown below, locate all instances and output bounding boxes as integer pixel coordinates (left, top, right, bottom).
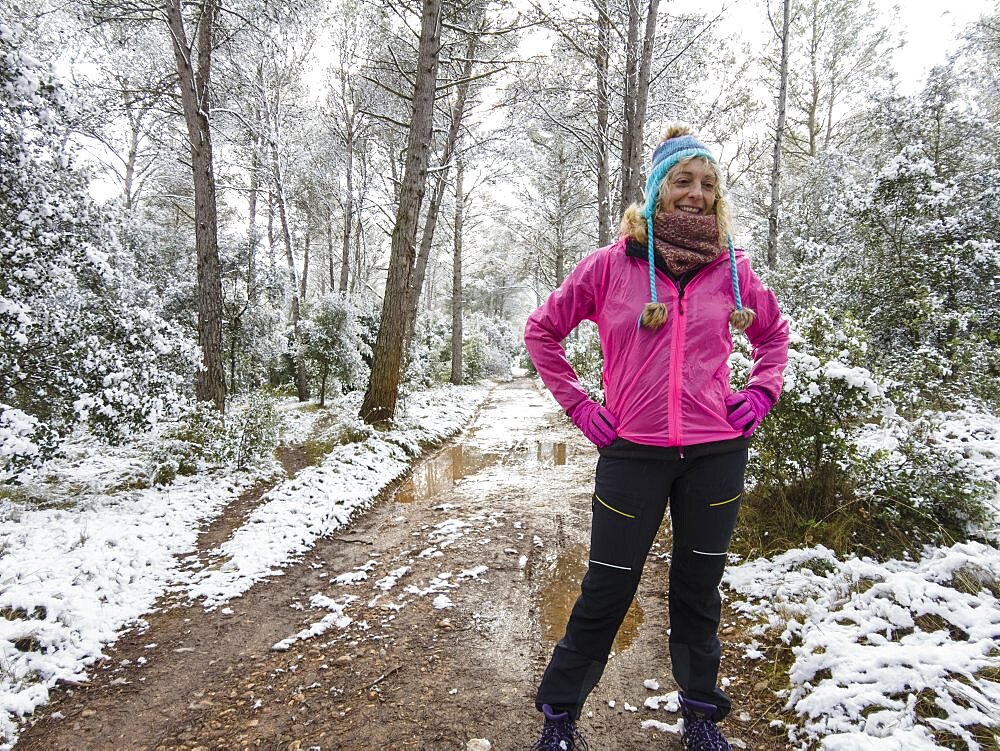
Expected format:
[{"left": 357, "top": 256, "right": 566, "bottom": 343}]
[
  {"left": 724, "top": 388, "right": 773, "bottom": 437},
  {"left": 569, "top": 400, "right": 619, "bottom": 448}
]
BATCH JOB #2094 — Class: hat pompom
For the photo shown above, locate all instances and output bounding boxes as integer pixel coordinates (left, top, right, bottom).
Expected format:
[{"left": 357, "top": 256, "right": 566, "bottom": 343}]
[
  {"left": 730, "top": 307, "right": 756, "bottom": 332},
  {"left": 641, "top": 302, "right": 668, "bottom": 329}
]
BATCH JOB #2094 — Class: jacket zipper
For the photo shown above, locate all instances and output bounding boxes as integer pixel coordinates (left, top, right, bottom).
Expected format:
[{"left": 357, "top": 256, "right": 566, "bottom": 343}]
[
  {"left": 669, "top": 283, "right": 686, "bottom": 446},
  {"left": 654, "top": 252, "right": 731, "bottom": 452}
]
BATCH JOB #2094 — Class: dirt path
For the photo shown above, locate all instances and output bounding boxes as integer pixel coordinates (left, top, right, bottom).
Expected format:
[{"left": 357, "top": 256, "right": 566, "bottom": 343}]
[{"left": 15, "top": 379, "right": 785, "bottom": 751}]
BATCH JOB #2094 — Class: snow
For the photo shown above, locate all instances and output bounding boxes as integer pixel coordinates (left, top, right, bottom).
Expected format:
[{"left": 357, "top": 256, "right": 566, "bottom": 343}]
[
  {"left": 724, "top": 541, "right": 1000, "bottom": 748},
  {"left": 2, "top": 379, "right": 998, "bottom": 749},
  {"left": 0, "top": 384, "right": 489, "bottom": 749}
]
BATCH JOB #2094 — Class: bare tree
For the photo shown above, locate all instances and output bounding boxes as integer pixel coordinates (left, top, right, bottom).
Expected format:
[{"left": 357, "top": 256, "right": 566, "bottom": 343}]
[{"left": 776, "top": 0, "right": 892, "bottom": 163}]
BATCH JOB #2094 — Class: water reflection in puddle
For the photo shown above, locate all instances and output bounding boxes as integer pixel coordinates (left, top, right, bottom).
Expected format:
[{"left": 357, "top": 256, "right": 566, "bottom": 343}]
[
  {"left": 535, "top": 441, "right": 568, "bottom": 465},
  {"left": 538, "top": 543, "right": 644, "bottom": 653},
  {"left": 395, "top": 444, "right": 500, "bottom": 503},
  {"left": 396, "top": 440, "right": 572, "bottom": 504}
]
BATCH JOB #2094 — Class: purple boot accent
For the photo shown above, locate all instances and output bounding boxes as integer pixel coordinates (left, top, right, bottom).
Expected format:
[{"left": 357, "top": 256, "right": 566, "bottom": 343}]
[
  {"left": 529, "top": 704, "right": 590, "bottom": 751},
  {"left": 680, "top": 695, "right": 732, "bottom": 751}
]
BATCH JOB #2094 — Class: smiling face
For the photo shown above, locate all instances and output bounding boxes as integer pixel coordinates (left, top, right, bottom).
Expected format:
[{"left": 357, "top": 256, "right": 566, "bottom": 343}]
[{"left": 661, "top": 157, "right": 718, "bottom": 216}]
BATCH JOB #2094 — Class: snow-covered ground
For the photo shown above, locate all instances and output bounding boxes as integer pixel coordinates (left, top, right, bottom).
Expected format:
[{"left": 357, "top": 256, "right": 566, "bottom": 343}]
[
  {"left": 0, "top": 384, "right": 490, "bottom": 749},
  {"left": 1, "top": 388, "right": 997, "bottom": 750},
  {"left": 724, "top": 409, "right": 1000, "bottom": 750}
]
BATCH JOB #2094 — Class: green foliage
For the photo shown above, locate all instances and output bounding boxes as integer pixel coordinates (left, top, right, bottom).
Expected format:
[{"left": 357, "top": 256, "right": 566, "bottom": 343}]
[
  {"left": 299, "top": 292, "right": 373, "bottom": 403},
  {"left": 735, "top": 308, "right": 987, "bottom": 558},
  {"left": 408, "top": 310, "right": 519, "bottom": 386},
  {"left": 0, "top": 24, "right": 193, "bottom": 479},
  {"left": 226, "top": 391, "right": 285, "bottom": 470},
  {"left": 770, "top": 65, "right": 1000, "bottom": 413},
  {"left": 460, "top": 313, "right": 519, "bottom": 382},
  {"left": 563, "top": 320, "right": 604, "bottom": 401},
  {"left": 154, "top": 402, "right": 227, "bottom": 481},
  {"left": 407, "top": 310, "right": 451, "bottom": 387}
]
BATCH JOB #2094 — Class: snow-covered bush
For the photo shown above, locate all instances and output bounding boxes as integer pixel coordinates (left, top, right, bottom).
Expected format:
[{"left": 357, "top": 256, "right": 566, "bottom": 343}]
[
  {"left": 299, "top": 292, "right": 373, "bottom": 405},
  {"left": 406, "top": 309, "right": 451, "bottom": 387},
  {"left": 735, "top": 308, "right": 987, "bottom": 556},
  {"left": 0, "top": 24, "right": 194, "bottom": 479},
  {"left": 563, "top": 320, "right": 604, "bottom": 401},
  {"left": 157, "top": 402, "right": 228, "bottom": 471},
  {"left": 725, "top": 543, "right": 1000, "bottom": 749},
  {"left": 407, "top": 310, "right": 519, "bottom": 385},
  {"left": 226, "top": 391, "right": 285, "bottom": 470},
  {"left": 460, "top": 313, "right": 519, "bottom": 382}
]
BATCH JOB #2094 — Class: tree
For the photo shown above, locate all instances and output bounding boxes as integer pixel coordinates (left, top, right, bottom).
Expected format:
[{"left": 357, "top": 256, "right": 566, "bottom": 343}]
[
  {"left": 618, "top": 0, "right": 660, "bottom": 214},
  {"left": 0, "top": 23, "right": 192, "bottom": 477},
  {"left": 403, "top": 22, "right": 486, "bottom": 354},
  {"left": 300, "top": 293, "right": 372, "bottom": 406},
  {"left": 783, "top": 0, "right": 895, "bottom": 161},
  {"left": 360, "top": 0, "right": 444, "bottom": 423},
  {"left": 450, "top": 157, "right": 465, "bottom": 385},
  {"left": 165, "top": 0, "right": 226, "bottom": 410}
]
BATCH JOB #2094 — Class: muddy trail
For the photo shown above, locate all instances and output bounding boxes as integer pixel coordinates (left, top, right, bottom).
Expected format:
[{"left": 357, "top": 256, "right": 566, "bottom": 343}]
[{"left": 15, "top": 379, "right": 785, "bottom": 751}]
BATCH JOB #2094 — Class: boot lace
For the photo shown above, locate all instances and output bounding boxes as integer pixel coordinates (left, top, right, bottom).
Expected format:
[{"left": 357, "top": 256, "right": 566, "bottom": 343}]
[
  {"left": 682, "top": 706, "right": 732, "bottom": 751},
  {"left": 529, "top": 716, "right": 590, "bottom": 751}
]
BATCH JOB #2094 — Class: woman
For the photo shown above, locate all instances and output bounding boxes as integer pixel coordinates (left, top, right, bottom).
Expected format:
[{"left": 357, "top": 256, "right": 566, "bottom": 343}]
[{"left": 524, "top": 124, "right": 789, "bottom": 751}]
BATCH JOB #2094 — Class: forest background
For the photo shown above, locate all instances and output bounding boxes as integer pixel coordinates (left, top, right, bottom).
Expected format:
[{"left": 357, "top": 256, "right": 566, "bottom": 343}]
[{"left": 3, "top": 0, "right": 1000, "bottom": 567}]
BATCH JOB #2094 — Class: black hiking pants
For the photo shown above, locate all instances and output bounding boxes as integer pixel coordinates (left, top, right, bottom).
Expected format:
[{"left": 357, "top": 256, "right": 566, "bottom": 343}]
[{"left": 535, "top": 442, "right": 747, "bottom": 721}]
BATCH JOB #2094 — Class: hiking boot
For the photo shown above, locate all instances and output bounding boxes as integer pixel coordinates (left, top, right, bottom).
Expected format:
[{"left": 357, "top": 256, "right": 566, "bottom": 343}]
[
  {"left": 680, "top": 695, "right": 732, "bottom": 751},
  {"left": 529, "top": 704, "right": 590, "bottom": 751}
]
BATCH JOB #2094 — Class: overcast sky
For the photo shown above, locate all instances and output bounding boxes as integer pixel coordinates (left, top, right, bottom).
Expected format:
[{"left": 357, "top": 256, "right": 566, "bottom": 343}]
[{"left": 668, "top": 0, "right": 996, "bottom": 95}]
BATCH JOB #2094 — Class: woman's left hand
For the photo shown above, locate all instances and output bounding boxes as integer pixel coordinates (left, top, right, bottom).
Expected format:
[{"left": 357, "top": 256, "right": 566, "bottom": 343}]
[{"left": 724, "top": 388, "right": 773, "bottom": 437}]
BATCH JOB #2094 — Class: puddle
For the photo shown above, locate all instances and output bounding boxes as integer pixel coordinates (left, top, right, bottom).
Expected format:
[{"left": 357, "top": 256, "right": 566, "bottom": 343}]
[
  {"left": 537, "top": 544, "right": 644, "bottom": 653},
  {"left": 395, "top": 444, "right": 501, "bottom": 503},
  {"left": 535, "top": 441, "right": 568, "bottom": 465}
]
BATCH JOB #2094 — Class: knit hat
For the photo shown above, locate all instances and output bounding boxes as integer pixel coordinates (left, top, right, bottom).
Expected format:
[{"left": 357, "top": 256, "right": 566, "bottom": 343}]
[{"left": 639, "top": 132, "right": 754, "bottom": 332}]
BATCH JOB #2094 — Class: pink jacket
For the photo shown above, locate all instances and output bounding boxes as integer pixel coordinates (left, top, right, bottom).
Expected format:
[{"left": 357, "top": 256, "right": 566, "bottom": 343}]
[{"left": 524, "top": 237, "right": 789, "bottom": 448}]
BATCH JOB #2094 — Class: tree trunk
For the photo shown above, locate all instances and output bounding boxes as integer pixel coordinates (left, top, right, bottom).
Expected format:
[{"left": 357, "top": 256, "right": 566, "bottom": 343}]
[
  {"left": 360, "top": 0, "right": 443, "bottom": 423},
  {"left": 618, "top": 0, "right": 660, "bottom": 213},
  {"left": 166, "top": 0, "right": 225, "bottom": 412},
  {"left": 327, "top": 205, "right": 336, "bottom": 292},
  {"left": 768, "top": 0, "right": 792, "bottom": 268},
  {"left": 340, "top": 126, "right": 354, "bottom": 293},
  {"left": 271, "top": 139, "right": 310, "bottom": 402},
  {"left": 595, "top": 0, "right": 611, "bottom": 245},
  {"left": 450, "top": 160, "right": 465, "bottom": 386},
  {"left": 301, "top": 229, "right": 310, "bottom": 302},
  {"left": 618, "top": 0, "right": 641, "bottom": 218},
  {"left": 248, "top": 135, "right": 260, "bottom": 297},
  {"left": 633, "top": 0, "right": 660, "bottom": 184},
  {"left": 267, "top": 190, "right": 276, "bottom": 266},
  {"left": 403, "top": 32, "right": 478, "bottom": 352}
]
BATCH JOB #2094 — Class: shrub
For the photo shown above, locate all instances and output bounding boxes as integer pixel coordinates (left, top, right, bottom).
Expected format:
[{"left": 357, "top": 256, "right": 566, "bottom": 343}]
[
  {"left": 734, "top": 307, "right": 988, "bottom": 558},
  {"left": 564, "top": 320, "right": 604, "bottom": 401},
  {"left": 225, "top": 391, "right": 285, "bottom": 470},
  {"left": 461, "top": 314, "right": 519, "bottom": 382},
  {"left": 299, "top": 293, "right": 373, "bottom": 405}
]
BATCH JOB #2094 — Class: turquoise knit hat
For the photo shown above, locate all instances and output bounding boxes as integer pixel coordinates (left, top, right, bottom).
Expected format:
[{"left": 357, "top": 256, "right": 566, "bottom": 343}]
[{"left": 639, "top": 133, "right": 753, "bottom": 332}]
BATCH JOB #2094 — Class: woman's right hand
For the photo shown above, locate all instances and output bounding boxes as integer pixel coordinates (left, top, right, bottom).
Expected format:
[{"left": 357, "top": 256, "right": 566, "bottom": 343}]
[{"left": 568, "top": 400, "right": 620, "bottom": 448}]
